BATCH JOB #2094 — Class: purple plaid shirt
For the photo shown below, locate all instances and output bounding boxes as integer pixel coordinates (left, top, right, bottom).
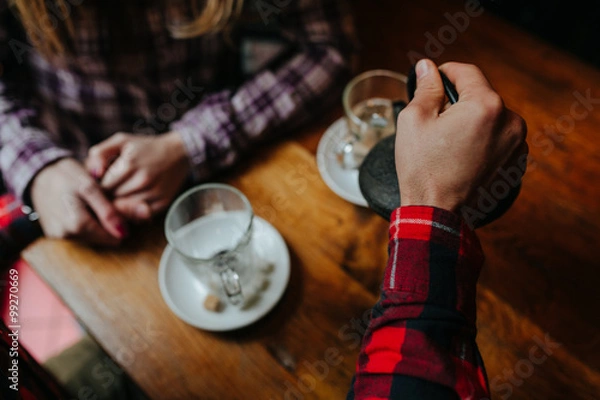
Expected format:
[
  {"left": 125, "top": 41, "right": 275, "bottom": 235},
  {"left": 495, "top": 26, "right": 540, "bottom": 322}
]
[{"left": 0, "top": 0, "right": 354, "bottom": 202}]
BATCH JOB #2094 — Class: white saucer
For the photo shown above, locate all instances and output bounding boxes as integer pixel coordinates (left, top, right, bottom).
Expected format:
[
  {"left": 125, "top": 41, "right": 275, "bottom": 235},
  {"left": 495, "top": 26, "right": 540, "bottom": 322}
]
[
  {"left": 158, "top": 217, "right": 290, "bottom": 331},
  {"left": 316, "top": 117, "right": 368, "bottom": 207}
]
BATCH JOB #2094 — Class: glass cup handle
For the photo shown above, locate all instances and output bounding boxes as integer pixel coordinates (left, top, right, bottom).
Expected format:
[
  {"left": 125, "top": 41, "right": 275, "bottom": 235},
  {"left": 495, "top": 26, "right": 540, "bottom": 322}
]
[
  {"left": 214, "top": 251, "right": 244, "bottom": 305},
  {"left": 220, "top": 268, "right": 243, "bottom": 305},
  {"left": 337, "top": 136, "right": 360, "bottom": 170}
]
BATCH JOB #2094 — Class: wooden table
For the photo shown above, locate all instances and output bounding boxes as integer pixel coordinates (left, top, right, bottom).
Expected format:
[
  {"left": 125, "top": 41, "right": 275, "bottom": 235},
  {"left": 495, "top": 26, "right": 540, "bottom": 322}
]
[{"left": 23, "top": 0, "right": 600, "bottom": 399}]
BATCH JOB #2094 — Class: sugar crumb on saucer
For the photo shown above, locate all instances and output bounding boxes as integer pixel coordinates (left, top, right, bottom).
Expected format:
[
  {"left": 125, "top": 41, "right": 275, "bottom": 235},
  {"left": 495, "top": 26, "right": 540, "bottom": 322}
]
[
  {"left": 260, "top": 262, "right": 275, "bottom": 273},
  {"left": 203, "top": 294, "right": 222, "bottom": 312}
]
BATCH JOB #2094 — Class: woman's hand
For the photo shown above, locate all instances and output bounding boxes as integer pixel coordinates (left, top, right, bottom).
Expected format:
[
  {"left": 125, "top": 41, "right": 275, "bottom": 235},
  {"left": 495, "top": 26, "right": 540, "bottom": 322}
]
[
  {"left": 86, "top": 132, "right": 191, "bottom": 221},
  {"left": 30, "top": 158, "right": 128, "bottom": 246}
]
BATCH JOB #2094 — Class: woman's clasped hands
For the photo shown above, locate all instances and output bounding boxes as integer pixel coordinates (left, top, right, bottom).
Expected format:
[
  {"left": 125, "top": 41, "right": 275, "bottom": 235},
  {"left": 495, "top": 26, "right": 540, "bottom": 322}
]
[{"left": 31, "top": 131, "right": 190, "bottom": 245}]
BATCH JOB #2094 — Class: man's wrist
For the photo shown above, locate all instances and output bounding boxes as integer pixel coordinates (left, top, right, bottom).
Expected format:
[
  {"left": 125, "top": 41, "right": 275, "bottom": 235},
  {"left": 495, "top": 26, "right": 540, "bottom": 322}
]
[{"left": 400, "top": 194, "right": 463, "bottom": 214}]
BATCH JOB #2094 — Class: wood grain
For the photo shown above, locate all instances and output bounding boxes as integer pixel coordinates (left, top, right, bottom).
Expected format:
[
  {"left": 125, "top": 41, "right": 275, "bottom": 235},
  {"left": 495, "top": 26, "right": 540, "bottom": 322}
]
[{"left": 23, "top": 0, "right": 600, "bottom": 399}]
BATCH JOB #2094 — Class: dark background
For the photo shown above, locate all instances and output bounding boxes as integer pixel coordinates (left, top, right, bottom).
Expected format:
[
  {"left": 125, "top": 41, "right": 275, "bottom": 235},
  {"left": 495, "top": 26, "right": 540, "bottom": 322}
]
[{"left": 481, "top": 0, "right": 600, "bottom": 67}]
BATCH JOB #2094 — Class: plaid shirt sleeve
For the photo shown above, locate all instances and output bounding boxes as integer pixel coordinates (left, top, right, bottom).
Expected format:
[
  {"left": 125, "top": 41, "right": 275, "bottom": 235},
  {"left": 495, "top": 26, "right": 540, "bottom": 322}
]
[
  {"left": 348, "top": 206, "right": 490, "bottom": 400},
  {"left": 170, "top": 0, "right": 354, "bottom": 180},
  {"left": 0, "top": 2, "right": 72, "bottom": 202}
]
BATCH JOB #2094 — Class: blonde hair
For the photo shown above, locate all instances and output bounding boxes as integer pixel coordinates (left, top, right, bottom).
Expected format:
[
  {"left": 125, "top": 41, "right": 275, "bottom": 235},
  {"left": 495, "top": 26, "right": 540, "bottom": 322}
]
[
  {"left": 10, "top": 0, "right": 245, "bottom": 58},
  {"left": 170, "top": 0, "right": 244, "bottom": 39}
]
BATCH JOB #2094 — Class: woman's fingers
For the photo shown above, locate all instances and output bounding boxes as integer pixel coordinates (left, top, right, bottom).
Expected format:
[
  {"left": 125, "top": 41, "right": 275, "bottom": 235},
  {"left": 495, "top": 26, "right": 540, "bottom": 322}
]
[
  {"left": 148, "top": 198, "right": 171, "bottom": 214},
  {"left": 76, "top": 215, "right": 123, "bottom": 247},
  {"left": 112, "top": 170, "right": 152, "bottom": 197},
  {"left": 112, "top": 189, "right": 172, "bottom": 221},
  {"left": 77, "top": 177, "right": 128, "bottom": 238},
  {"left": 100, "top": 154, "right": 136, "bottom": 191},
  {"left": 113, "top": 194, "right": 153, "bottom": 221},
  {"left": 86, "top": 133, "right": 129, "bottom": 178},
  {"left": 85, "top": 132, "right": 188, "bottom": 223},
  {"left": 61, "top": 188, "right": 122, "bottom": 246}
]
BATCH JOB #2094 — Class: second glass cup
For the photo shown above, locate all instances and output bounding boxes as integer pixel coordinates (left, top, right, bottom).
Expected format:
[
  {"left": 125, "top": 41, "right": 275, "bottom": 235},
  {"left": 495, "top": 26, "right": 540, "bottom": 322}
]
[{"left": 339, "top": 70, "right": 408, "bottom": 169}]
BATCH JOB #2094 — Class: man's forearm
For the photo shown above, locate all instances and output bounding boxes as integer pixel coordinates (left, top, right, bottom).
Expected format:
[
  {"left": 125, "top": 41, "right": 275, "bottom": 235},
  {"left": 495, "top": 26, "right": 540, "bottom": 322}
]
[{"left": 349, "top": 206, "right": 489, "bottom": 399}]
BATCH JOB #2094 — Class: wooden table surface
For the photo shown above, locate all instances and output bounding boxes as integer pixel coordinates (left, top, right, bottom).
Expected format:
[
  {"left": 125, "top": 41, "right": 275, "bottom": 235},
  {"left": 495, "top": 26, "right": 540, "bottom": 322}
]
[{"left": 23, "top": 0, "right": 600, "bottom": 399}]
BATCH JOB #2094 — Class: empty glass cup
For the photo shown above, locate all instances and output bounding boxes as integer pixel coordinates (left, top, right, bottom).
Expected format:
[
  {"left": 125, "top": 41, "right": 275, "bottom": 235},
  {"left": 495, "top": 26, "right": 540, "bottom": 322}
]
[{"left": 165, "top": 184, "right": 257, "bottom": 306}]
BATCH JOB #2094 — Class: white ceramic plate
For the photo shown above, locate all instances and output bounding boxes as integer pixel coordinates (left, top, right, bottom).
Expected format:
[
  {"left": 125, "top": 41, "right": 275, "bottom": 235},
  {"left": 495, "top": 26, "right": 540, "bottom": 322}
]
[
  {"left": 316, "top": 117, "right": 368, "bottom": 207},
  {"left": 158, "top": 217, "right": 290, "bottom": 331}
]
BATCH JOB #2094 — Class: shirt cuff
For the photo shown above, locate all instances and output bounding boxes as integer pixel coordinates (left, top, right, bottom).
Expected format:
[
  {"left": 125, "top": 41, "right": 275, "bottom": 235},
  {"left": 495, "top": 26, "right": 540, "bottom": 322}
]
[
  {"left": 0, "top": 133, "right": 72, "bottom": 204},
  {"left": 170, "top": 91, "right": 241, "bottom": 182},
  {"left": 384, "top": 206, "right": 484, "bottom": 325}
]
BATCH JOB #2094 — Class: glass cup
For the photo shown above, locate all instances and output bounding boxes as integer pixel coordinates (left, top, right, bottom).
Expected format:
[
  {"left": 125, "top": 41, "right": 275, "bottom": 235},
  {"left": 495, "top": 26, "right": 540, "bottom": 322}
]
[
  {"left": 165, "top": 184, "right": 257, "bottom": 306},
  {"left": 338, "top": 70, "right": 408, "bottom": 169}
]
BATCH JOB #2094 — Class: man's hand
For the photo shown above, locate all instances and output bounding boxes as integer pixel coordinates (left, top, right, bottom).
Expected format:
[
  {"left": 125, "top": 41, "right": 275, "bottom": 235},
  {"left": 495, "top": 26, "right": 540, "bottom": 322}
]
[
  {"left": 396, "top": 59, "right": 528, "bottom": 213},
  {"left": 30, "top": 158, "right": 127, "bottom": 246},
  {"left": 86, "top": 132, "right": 190, "bottom": 221}
]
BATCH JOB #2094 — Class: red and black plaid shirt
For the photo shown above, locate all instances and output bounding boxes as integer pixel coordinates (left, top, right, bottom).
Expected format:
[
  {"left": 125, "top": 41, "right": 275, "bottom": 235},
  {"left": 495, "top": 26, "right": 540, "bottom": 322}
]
[{"left": 349, "top": 206, "right": 489, "bottom": 399}]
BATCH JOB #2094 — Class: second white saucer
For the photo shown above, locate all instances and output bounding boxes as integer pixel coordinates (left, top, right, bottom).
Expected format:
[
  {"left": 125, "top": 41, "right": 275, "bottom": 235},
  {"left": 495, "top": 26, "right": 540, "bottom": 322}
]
[{"left": 316, "top": 117, "right": 368, "bottom": 207}]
